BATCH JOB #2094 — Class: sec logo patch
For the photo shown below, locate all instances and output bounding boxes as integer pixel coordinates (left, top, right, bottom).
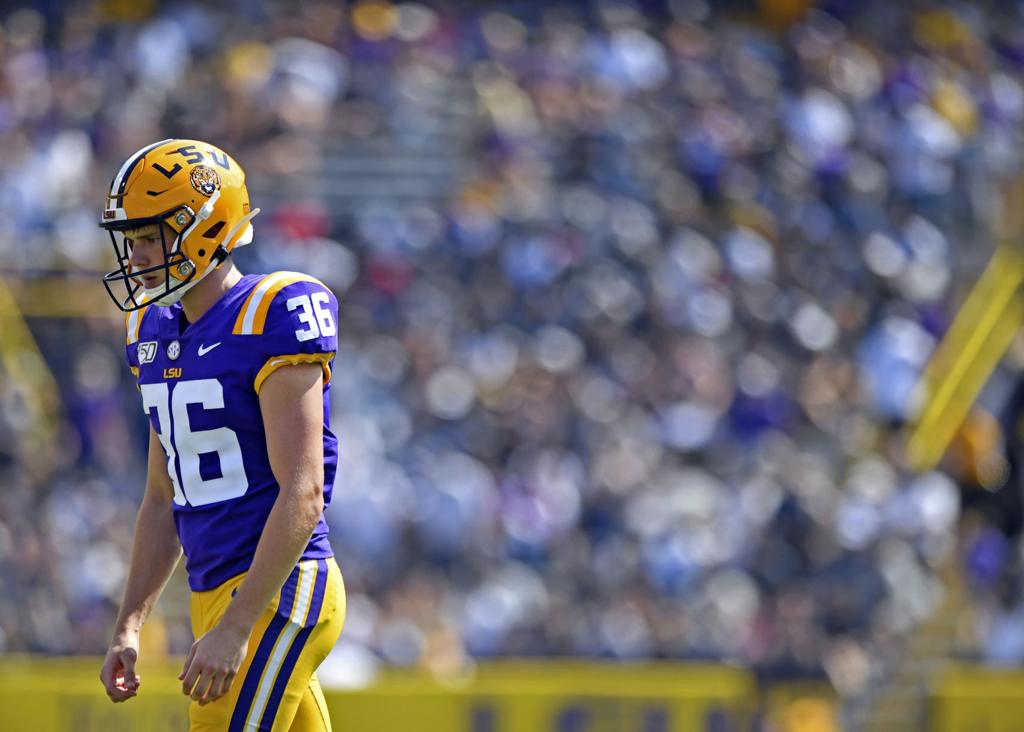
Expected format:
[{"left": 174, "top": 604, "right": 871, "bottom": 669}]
[{"left": 167, "top": 340, "right": 181, "bottom": 360}]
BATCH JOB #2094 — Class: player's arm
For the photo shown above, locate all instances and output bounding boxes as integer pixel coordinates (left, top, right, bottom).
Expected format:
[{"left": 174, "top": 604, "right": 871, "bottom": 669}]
[
  {"left": 100, "top": 424, "right": 183, "bottom": 703},
  {"left": 226, "top": 361, "right": 325, "bottom": 628},
  {"left": 179, "top": 362, "right": 326, "bottom": 705}
]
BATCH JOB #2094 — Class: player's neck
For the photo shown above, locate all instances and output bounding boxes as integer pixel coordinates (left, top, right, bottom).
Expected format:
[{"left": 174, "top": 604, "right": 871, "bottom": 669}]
[{"left": 180, "top": 264, "right": 243, "bottom": 324}]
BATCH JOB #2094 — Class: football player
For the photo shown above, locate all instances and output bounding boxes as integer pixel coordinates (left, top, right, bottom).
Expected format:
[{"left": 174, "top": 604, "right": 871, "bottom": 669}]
[{"left": 97, "top": 139, "right": 345, "bottom": 731}]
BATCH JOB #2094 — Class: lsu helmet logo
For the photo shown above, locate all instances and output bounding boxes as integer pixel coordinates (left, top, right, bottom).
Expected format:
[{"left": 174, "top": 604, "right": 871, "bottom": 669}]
[{"left": 190, "top": 165, "right": 221, "bottom": 197}]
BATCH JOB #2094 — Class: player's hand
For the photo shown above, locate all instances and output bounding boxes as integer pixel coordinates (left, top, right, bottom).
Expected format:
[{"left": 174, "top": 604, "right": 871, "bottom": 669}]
[
  {"left": 100, "top": 634, "right": 142, "bottom": 703},
  {"left": 179, "top": 621, "right": 249, "bottom": 705}
]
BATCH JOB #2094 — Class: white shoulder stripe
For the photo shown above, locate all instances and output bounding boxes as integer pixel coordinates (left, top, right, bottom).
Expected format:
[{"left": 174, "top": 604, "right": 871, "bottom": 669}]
[
  {"left": 125, "top": 299, "right": 148, "bottom": 344},
  {"left": 126, "top": 309, "right": 141, "bottom": 344},
  {"left": 239, "top": 272, "right": 290, "bottom": 335}
]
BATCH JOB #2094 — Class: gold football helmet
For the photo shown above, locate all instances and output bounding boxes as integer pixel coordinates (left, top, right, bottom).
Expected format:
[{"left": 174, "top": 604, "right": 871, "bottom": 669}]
[{"left": 99, "top": 139, "right": 261, "bottom": 311}]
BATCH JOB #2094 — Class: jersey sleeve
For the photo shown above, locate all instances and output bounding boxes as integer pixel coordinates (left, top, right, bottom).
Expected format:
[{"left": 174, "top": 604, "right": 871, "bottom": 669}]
[{"left": 242, "top": 275, "right": 339, "bottom": 394}]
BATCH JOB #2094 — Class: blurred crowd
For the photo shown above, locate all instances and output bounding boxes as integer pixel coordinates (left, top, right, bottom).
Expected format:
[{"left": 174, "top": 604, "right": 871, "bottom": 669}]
[{"left": 2, "top": 0, "right": 1024, "bottom": 702}]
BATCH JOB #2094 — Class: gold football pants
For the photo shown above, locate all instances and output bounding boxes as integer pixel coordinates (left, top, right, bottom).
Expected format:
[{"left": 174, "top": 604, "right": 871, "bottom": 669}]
[{"left": 188, "top": 557, "right": 345, "bottom": 731}]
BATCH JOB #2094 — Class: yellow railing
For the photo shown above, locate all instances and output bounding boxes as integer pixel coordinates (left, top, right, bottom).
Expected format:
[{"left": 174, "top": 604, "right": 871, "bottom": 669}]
[
  {"left": 0, "top": 275, "right": 61, "bottom": 478},
  {"left": 0, "top": 271, "right": 117, "bottom": 318},
  {"left": 906, "top": 245, "right": 1024, "bottom": 472}
]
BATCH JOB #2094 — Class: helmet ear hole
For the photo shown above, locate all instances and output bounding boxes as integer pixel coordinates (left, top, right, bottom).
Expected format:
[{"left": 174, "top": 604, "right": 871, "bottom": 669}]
[{"left": 202, "top": 221, "right": 225, "bottom": 239}]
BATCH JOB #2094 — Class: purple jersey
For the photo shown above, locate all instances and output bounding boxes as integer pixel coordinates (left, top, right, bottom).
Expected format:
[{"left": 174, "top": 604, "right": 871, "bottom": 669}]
[{"left": 125, "top": 272, "right": 338, "bottom": 591}]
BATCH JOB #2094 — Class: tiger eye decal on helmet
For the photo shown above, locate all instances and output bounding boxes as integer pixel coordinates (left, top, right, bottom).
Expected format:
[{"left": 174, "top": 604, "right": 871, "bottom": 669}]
[
  {"left": 97, "top": 139, "right": 261, "bottom": 312},
  {"left": 190, "top": 165, "right": 221, "bottom": 197}
]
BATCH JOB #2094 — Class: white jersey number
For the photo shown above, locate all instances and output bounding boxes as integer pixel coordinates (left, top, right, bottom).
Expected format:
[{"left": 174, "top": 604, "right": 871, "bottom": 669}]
[
  {"left": 141, "top": 379, "right": 247, "bottom": 507},
  {"left": 287, "top": 292, "right": 336, "bottom": 342}
]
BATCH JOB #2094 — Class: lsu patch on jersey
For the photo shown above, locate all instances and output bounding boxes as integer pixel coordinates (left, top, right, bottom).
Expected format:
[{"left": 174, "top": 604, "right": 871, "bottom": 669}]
[{"left": 126, "top": 272, "right": 338, "bottom": 591}]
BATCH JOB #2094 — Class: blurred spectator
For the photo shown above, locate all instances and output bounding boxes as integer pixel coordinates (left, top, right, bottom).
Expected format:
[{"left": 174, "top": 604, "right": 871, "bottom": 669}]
[{"left": 0, "top": 0, "right": 1021, "bottom": 705}]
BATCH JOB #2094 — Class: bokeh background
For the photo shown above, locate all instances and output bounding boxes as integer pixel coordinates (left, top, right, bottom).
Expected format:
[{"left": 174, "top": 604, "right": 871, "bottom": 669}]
[{"left": 4, "top": 0, "right": 1024, "bottom": 729}]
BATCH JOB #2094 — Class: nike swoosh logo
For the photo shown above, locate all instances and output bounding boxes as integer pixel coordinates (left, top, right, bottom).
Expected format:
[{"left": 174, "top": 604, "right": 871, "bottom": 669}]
[{"left": 197, "top": 342, "right": 222, "bottom": 356}]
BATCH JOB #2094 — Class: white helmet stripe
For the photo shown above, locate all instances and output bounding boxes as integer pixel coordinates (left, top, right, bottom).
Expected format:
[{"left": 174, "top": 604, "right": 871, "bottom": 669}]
[{"left": 109, "top": 138, "right": 173, "bottom": 198}]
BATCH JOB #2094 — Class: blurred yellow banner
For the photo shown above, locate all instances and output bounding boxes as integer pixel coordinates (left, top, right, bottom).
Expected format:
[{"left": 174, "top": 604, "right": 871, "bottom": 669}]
[
  {"left": 931, "top": 665, "right": 1024, "bottom": 732},
  {"left": 0, "top": 657, "right": 757, "bottom": 732}
]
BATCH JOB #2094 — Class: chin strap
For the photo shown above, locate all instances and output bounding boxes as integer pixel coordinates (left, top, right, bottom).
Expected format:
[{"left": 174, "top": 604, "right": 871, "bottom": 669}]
[{"left": 146, "top": 204, "right": 262, "bottom": 305}]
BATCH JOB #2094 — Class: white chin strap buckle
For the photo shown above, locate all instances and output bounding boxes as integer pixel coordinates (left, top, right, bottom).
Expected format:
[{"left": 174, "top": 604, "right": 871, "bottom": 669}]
[
  {"left": 197, "top": 191, "right": 219, "bottom": 220},
  {"left": 177, "top": 189, "right": 221, "bottom": 243}
]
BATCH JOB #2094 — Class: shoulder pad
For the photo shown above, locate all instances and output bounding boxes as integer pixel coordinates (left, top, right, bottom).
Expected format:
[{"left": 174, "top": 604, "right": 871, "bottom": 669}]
[
  {"left": 125, "top": 304, "right": 151, "bottom": 345},
  {"left": 232, "top": 272, "right": 332, "bottom": 336}
]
